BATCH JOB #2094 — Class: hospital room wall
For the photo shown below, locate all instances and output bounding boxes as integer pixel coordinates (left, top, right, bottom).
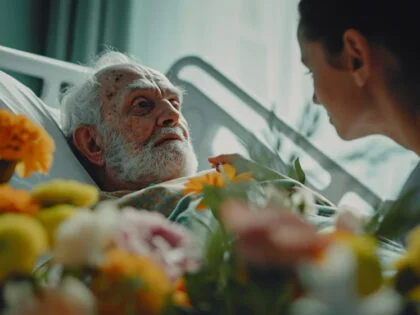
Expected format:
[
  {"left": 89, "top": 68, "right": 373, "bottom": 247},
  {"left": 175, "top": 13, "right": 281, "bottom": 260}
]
[{"left": 0, "top": 0, "right": 51, "bottom": 94}]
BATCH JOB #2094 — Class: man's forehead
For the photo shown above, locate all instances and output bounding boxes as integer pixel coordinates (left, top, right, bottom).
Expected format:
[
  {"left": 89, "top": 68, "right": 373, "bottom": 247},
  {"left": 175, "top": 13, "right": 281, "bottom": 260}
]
[
  {"left": 97, "top": 64, "right": 183, "bottom": 111},
  {"left": 96, "top": 64, "right": 170, "bottom": 86}
]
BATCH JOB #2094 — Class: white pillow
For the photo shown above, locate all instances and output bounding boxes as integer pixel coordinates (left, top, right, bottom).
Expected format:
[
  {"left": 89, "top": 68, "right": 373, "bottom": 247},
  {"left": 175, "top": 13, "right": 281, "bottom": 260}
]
[{"left": 0, "top": 71, "right": 96, "bottom": 189}]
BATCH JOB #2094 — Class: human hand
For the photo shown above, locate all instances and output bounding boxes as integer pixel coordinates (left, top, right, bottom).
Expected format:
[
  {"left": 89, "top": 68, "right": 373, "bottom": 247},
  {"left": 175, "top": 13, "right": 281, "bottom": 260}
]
[
  {"left": 220, "top": 200, "right": 331, "bottom": 267},
  {"left": 208, "top": 154, "right": 252, "bottom": 173}
]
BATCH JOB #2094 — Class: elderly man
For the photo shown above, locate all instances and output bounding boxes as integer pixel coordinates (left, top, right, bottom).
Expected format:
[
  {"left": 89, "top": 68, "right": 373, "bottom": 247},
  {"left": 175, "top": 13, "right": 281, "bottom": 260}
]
[
  {"left": 60, "top": 51, "right": 297, "bottom": 219},
  {"left": 61, "top": 52, "right": 199, "bottom": 193},
  {"left": 61, "top": 51, "right": 250, "bottom": 216}
]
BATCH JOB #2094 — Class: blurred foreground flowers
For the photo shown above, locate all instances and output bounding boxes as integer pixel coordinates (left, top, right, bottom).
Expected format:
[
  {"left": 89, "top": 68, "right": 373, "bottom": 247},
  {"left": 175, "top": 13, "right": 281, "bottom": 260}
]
[
  {"left": 0, "top": 111, "right": 418, "bottom": 315},
  {"left": 0, "top": 109, "right": 54, "bottom": 180}
]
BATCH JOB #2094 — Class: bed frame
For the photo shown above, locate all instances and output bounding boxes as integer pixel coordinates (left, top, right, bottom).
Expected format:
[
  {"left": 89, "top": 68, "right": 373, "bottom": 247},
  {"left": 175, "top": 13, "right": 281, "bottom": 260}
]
[{"left": 0, "top": 44, "right": 383, "bottom": 210}]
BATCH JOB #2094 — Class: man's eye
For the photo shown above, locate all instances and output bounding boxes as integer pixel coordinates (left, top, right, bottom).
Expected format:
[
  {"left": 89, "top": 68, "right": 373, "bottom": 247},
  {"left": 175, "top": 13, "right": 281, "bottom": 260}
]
[
  {"left": 132, "top": 98, "right": 154, "bottom": 114},
  {"left": 169, "top": 98, "right": 181, "bottom": 109}
]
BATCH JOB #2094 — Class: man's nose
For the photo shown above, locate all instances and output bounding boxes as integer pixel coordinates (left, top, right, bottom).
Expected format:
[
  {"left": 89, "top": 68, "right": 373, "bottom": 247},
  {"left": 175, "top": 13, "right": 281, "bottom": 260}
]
[{"left": 157, "top": 100, "right": 180, "bottom": 127}]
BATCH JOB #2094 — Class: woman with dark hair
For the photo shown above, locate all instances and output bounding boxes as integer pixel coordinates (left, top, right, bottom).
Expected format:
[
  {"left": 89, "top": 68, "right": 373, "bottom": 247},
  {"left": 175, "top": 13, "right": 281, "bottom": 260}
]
[
  {"left": 220, "top": 0, "right": 420, "bottom": 266},
  {"left": 297, "top": 0, "right": 420, "bottom": 147}
]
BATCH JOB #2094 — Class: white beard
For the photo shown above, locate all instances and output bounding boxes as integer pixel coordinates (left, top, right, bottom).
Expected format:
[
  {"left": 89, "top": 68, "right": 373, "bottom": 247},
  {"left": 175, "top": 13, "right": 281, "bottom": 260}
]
[{"left": 102, "top": 126, "right": 198, "bottom": 186}]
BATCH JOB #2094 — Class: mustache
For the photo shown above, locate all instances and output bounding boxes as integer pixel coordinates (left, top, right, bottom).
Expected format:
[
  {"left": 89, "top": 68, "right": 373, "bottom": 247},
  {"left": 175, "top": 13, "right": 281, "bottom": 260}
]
[{"left": 146, "top": 127, "right": 187, "bottom": 146}]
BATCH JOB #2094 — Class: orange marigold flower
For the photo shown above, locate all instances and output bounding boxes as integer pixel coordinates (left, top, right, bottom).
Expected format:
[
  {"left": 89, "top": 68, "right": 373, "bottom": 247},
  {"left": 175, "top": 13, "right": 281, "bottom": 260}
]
[
  {"left": 0, "top": 110, "right": 55, "bottom": 178},
  {"left": 173, "top": 291, "right": 192, "bottom": 308},
  {"left": 90, "top": 249, "right": 172, "bottom": 315},
  {"left": 0, "top": 184, "right": 40, "bottom": 215},
  {"left": 173, "top": 278, "right": 192, "bottom": 308},
  {"left": 183, "top": 163, "right": 253, "bottom": 210},
  {"left": 174, "top": 277, "right": 187, "bottom": 292}
]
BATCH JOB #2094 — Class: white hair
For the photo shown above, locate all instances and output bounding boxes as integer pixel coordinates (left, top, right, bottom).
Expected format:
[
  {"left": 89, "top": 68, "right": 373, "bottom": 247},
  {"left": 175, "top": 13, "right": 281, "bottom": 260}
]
[
  {"left": 61, "top": 51, "right": 139, "bottom": 139},
  {"left": 60, "top": 51, "right": 197, "bottom": 186}
]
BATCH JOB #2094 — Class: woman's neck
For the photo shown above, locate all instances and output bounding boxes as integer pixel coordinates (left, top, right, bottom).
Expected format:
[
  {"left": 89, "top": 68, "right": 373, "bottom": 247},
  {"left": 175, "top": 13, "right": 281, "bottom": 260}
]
[{"left": 380, "top": 102, "right": 420, "bottom": 155}]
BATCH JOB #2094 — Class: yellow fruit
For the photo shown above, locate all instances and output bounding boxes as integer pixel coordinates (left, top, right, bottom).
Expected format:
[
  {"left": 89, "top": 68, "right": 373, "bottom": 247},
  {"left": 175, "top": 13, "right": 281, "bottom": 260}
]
[{"left": 0, "top": 214, "right": 48, "bottom": 280}]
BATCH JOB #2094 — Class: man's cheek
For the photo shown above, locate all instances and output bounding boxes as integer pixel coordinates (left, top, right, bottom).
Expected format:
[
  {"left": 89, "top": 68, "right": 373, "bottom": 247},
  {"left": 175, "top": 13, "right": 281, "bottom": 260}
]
[
  {"left": 179, "top": 117, "right": 190, "bottom": 132},
  {"left": 124, "top": 120, "right": 153, "bottom": 142}
]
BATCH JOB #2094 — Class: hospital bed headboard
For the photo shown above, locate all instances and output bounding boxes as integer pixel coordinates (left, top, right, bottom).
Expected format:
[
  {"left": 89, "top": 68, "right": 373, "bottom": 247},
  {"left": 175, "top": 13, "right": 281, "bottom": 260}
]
[
  {"left": 0, "top": 45, "right": 90, "bottom": 108},
  {"left": 166, "top": 56, "right": 382, "bottom": 209},
  {"left": 0, "top": 45, "right": 382, "bottom": 209}
]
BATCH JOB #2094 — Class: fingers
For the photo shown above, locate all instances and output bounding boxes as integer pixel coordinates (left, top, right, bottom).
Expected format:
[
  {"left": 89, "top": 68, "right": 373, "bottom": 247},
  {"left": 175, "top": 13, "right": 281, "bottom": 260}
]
[{"left": 208, "top": 154, "right": 240, "bottom": 167}]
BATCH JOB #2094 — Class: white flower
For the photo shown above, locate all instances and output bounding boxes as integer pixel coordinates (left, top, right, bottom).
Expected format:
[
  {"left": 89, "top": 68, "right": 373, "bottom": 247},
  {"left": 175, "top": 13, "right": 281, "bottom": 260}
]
[
  {"left": 3, "top": 277, "right": 96, "bottom": 315},
  {"left": 263, "top": 185, "right": 293, "bottom": 209},
  {"left": 335, "top": 205, "right": 367, "bottom": 233},
  {"left": 290, "top": 187, "right": 317, "bottom": 217},
  {"left": 59, "top": 277, "right": 96, "bottom": 314},
  {"left": 53, "top": 201, "right": 119, "bottom": 267},
  {"left": 116, "top": 208, "right": 201, "bottom": 281},
  {"left": 290, "top": 244, "right": 402, "bottom": 315},
  {"left": 3, "top": 281, "right": 38, "bottom": 314}
]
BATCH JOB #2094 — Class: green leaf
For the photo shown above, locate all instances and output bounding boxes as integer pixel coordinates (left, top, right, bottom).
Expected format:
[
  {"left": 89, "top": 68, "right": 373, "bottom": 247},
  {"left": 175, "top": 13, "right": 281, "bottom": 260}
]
[
  {"left": 286, "top": 158, "right": 306, "bottom": 185},
  {"left": 293, "top": 158, "right": 306, "bottom": 185},
  {"left": 201, "top": 185, "right": 228, "bottom": 220},
  {"left": 201, "top": 181, "right": 262, "bottom": 220},
  {"left": 365, "top": 189, "right": 420, "bottom": 239}
]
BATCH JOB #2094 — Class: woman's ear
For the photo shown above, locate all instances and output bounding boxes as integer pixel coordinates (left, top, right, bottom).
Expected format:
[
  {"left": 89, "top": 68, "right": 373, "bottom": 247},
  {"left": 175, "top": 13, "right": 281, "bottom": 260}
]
[
  {"left": 342, "top": 29, "right": 372, "bottom": 87},
  {"left": 72, "top": 126, "right": 105, "bottom": 166}
]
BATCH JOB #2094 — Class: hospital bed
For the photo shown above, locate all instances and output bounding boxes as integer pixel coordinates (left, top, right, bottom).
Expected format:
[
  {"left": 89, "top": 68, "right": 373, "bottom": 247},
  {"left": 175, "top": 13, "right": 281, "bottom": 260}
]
[{"left": 0, "top": 44, "right": 384, "bottom": 211}]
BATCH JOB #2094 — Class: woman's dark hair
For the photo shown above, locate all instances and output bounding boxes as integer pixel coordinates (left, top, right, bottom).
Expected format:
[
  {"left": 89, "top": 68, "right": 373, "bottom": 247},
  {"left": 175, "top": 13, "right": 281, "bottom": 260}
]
[{"left": 298, "top": 0, "right": 420, "bottom": 108}]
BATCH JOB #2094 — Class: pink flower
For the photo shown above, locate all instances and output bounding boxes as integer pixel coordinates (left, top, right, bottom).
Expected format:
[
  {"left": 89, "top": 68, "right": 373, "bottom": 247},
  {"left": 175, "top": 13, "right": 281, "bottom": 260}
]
[
  {"left": 116, "top": 208, "right": 201, "bottom": 281},
  {"left": 220, "top": 200, "right": 331, "bottom": 267}
]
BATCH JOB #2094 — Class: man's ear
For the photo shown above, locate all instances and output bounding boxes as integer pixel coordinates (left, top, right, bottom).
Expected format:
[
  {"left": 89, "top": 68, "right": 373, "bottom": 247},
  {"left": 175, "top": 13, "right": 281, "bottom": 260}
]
[
  {"left": 72, "top": 126, "right": 105, "bottom": 166},
  {"left": 342, "top": 29, "right": 372, "bottom": 87}
]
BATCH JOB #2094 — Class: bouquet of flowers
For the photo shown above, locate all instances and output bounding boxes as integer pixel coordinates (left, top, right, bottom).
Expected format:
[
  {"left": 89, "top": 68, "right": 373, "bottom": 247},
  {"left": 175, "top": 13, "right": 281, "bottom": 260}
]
[{"left": 1, "top": 109, "right": 420, "bottom": 315}]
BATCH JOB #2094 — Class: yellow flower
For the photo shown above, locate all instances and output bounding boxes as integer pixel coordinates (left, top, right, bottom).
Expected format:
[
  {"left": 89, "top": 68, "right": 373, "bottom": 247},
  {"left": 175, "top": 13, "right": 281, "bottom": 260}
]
[
  {"left": 408, "top": 286, "right": 420, "bottom": 302},
  {"left": 173, "top": 278, "right": 192, "bottom": 308},
  {"left": 183, "top": 164, "right": 253, "bottom": 210},
  {"left": 330, "top": 231, "right": 383, "bottom": 297},
  {"left": 90, "top": 249, "right": 172, "bottom": 315},
  {"left": 395, "top": 226, "right": 420, "bottom": 274},
  {"left": 0, "top": 109, "right": 55, "bottom": 178},
  {"left": 32, "top": 180, "right": 99, "bottom": 207},
  {"left": 0, "top": 213, "right": 48, "bottom": 280},
  {"left": 173, "top": 291, "right": 191, "bottom": 308},
  {"left": 36, "top": 205, "right": 77, "bottom": 246},
  {"left": 0, "top": 184, "right": 40, "bottom": 215}
]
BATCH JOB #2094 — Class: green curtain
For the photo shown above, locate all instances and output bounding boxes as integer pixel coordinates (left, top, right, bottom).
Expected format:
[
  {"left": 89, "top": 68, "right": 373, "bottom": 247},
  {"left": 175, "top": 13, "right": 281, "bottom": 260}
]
[
  {"left": 0, "top": 0, "right": 51, "bottom": 93},
  {"left": 46, "top": 0, "right": 133, "bottom": 63},
  {"left": 0, "top": 0, "right": 134, "bottom": 93}
]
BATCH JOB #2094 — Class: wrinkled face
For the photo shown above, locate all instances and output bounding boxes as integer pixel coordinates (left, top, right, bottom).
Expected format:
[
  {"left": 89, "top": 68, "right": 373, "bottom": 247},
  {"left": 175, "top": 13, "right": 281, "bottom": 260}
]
[
  {"left": 98, "top": 65, "right": 198, "bottom": 185},
  {"left": 298, "top": 34, "right": 370, "bottom": 140}
]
